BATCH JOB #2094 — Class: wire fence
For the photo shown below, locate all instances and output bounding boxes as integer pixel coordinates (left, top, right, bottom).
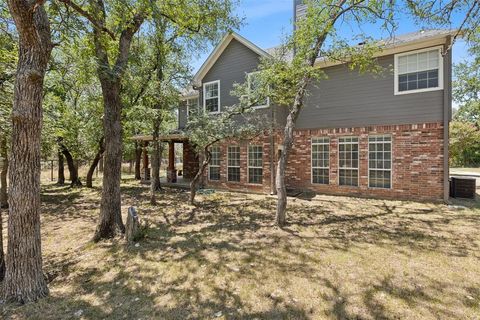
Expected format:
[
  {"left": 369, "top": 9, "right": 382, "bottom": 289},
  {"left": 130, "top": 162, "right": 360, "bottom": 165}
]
[{"left": 40, "top": 160, "right": 137, "bottom": 184}]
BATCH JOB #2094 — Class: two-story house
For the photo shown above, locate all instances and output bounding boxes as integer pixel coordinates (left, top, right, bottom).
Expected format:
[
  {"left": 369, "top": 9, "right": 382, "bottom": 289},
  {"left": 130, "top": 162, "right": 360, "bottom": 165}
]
[{"left": 170, "top": 3, "right": 455, "bottom": 202}]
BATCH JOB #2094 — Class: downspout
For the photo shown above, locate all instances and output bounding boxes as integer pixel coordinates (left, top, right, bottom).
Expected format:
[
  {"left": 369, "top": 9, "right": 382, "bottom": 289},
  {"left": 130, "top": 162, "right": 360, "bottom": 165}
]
[
  {"left": 443, "top": 36, "right": 452, "bottom": 202},
  {"left": 270, "top": 105, "right": 276, "bottom": 194}
]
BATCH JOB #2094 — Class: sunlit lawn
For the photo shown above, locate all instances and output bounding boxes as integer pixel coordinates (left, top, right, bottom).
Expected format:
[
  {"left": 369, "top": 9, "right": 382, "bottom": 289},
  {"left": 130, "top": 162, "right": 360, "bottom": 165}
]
[{"left": 1, "top": 178, "right": 480, "bottom": 319}]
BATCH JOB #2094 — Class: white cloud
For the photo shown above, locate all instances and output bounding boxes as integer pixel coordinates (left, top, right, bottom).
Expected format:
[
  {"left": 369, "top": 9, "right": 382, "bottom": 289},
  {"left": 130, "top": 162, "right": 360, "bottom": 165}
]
[{"left": 238, "top": 0, "right": 293, "bottom": 20}]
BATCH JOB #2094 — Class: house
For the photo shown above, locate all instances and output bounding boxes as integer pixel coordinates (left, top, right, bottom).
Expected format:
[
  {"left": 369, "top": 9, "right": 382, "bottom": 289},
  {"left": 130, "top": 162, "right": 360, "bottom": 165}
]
[{"left": 141, "top": 2, "right": 454, "bottom": 202}]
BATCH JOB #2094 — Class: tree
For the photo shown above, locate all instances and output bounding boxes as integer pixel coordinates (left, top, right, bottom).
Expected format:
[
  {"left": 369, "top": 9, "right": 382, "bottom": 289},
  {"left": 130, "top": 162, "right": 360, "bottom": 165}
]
[
  {"left": 0, "top": 4, "right": 16, "bottom": 208},
  {"left": 57, "top": 0, "right": 241, "bottom": 241},
  {"left": 187, "top": 82, "right": 269, "bottom": 204},
  {"left": 449, "top": 121, "right": 480, "bottom": 167},
  {"left": 4, "top": 0, "right": 52, "bottom": 303},
  {"left": 256, "top": 0, "right": 394, "bottom": 226}
]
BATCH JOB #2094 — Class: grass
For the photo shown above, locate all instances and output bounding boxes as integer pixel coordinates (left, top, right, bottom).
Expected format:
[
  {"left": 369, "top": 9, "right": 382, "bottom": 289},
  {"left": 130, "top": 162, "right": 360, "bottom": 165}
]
[{"left": 1, "top": 179, "right": 480, "bottom": 319}]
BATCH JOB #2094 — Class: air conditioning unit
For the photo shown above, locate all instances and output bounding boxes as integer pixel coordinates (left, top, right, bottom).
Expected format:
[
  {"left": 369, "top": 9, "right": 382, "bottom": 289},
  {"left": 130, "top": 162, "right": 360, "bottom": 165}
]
[{"left": 450, "top": 177, "right": 476, "bottom": 199}]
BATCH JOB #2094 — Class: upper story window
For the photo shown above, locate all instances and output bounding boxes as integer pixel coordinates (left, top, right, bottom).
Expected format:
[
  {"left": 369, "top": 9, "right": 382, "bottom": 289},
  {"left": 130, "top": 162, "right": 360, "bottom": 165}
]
[
  {"left": 394, "top": 47, "right": 443, "bottom": 95},
  {"left": 186, "top": 97, "right": 199, "bottom": 120},
  {"left": 247, "top": 72, "right": 269, "bottom": 108},
  {"left": 203, "top": 80, "right": 220, "bottom": 114}
]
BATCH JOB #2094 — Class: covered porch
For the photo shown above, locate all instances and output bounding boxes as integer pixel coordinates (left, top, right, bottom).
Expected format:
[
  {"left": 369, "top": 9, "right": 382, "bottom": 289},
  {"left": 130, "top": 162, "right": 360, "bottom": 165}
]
[{"left": 132, "top": 132, "right": 198, "bottom": 185}]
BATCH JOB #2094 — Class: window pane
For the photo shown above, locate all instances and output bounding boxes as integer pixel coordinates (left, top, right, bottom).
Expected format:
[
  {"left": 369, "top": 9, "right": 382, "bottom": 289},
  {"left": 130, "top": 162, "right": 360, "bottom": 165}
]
[
  {"left": 312, "top": 138, "right": 329, "bottom": 185},
  {"left": 227, "top": 146, "right": 240, "bottom": 182},
  {"left": 339, "top": 137, "right": 358, "bottom": 186},
  {"left": 228, "top": 167, "right": 240, "bottom": 182},
  {"left": 248, "top": 146, "right": 263, "bottom": 184},
  {"left": 248, "top": 168, "right": 263, "bottom": 184},
  {"left": 209, "top": 167, "right": 220, "bottom": 181},
  {"left": 368, "top": 135, "right": 392, "bottom": 188},
  {"left": 397, "top": 49, "right": 441, "bottom": 92}
]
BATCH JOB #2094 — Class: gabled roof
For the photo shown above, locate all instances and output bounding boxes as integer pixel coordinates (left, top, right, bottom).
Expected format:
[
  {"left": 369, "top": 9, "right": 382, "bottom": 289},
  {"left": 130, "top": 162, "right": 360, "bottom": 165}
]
[{"left": 193, "top": 32, "right": 270, "bottom": 84}]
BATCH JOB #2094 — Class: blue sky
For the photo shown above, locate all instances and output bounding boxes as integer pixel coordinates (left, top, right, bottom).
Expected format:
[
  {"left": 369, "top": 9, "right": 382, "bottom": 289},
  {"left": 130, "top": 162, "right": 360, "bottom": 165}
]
[{"left": 191, "top": 0, "right": 470, "bottom": 73}]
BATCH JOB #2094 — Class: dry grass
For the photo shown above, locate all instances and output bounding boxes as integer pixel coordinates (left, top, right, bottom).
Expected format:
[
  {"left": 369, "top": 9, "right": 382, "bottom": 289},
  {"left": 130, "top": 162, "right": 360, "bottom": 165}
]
[{"left": 1, "top": 179, "right": 480, "bottom": 319}]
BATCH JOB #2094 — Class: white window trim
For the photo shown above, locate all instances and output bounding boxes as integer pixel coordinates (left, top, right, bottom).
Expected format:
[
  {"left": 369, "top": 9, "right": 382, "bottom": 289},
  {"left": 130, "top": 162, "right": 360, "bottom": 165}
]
[
  {"left": 186, "top": 97, "right": 199, "bottom": 120},
  {"left": 203, "top": 80, "right": 221, "bottom": 114},
  {"left": 368, "top": 135, "right": 393, "bottom": 189},
  {"left": 338, "top": 136, "right": 359, "bottom": 187},
  {"left": 311, "top": 137, "right": 330, "bottom": 185},
  {"left": 227, "top": 145, "right": 241, "bottom": 182},
  {"left": 394, "top": 46, "right": 444, "bottom": 95},
  {"left": 247, "top": 145, "right": 263, "bottom": 185},
  {"left": 208, "top": 146, "right": 220, "bottom": 181},
  {"left": 247, "top": 71, "right": 269, "bottom": 109}
]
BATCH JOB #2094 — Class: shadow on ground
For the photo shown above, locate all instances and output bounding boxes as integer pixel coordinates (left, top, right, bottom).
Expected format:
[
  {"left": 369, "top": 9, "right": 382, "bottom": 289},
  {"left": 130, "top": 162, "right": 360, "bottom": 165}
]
[{"left": 2, "top": 180, "right": 480, "bottom": 319}]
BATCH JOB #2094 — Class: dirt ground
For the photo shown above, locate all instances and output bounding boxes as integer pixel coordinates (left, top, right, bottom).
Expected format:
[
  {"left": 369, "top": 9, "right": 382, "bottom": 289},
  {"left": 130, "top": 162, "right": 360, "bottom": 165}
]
[{"left": 1, "top": 179, "right": 480, "bottom": 319}]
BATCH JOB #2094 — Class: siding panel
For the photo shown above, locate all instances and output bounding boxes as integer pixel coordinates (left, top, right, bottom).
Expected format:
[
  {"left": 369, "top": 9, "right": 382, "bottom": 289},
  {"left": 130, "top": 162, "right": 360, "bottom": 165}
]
[{"left": 297, "top": 54, "right": 444, "bottom": 129}]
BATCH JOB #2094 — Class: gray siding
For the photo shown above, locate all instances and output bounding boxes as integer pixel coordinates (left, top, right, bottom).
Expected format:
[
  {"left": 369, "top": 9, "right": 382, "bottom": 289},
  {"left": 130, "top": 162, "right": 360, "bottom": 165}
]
[
  {"left": 203, "top": 38, "right": 261, "bottom": 110},
  {"left": 178, "top": 100, "right": 188, "bottom": 129},
  {"left": 296, "top": 53, "right": 445, "bottom": 129}
]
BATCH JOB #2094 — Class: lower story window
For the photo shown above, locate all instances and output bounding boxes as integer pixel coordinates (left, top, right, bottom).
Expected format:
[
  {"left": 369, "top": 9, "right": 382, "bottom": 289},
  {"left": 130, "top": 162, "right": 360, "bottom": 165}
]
[
  {"left": 248, "top": 145, "right": 263, "bottom": 184},
  {"left": 208, "top": 146, "right": 220, "bottom": 181},
  {"left": 227, "top": 146, "right": 240, "bottom": 182},
  {"left": 339, "top": 137, "right": 359, "bottom": 186},
  {"left": 312, "top": 137, "right": 330, "bottom": 184},
  {"left": 369, "top": 135, "right": 392, "bottom": 188}
]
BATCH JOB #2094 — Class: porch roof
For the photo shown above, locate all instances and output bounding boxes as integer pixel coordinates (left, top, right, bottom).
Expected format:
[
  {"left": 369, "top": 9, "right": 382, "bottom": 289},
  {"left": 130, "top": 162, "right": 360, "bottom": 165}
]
[{"left": 131, "top": 133, "right": 188, "bottom": 142}]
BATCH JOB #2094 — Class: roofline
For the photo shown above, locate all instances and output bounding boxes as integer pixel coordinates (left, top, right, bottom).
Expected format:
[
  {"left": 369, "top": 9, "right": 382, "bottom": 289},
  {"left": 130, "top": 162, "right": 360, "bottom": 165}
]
[
  {"left": 314, "top": 30, "right": 458, "bottom": 68},
  {"left": 192, "top": 32, "right": 270, "bottom": 84}
]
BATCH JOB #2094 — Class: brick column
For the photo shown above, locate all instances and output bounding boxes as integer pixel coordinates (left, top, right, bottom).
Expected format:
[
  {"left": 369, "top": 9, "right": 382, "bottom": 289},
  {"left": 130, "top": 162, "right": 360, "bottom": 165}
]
[
  {"left": 142, "top": 141, "right": 150, "bottom": 180},
  {"left": 167, "top": 141, "right": 177, "bottom": 183}
]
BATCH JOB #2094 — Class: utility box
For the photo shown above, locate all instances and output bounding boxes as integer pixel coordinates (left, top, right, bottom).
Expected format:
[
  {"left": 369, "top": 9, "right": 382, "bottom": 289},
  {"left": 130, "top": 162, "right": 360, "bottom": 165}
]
[{"left": 450, "top": 177, "right": 476, "bottom": 199}]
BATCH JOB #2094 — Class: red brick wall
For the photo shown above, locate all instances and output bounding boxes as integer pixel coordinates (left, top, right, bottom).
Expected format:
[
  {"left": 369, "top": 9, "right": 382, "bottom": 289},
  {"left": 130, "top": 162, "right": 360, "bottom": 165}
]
[
  {"left": 204, "top": 135, "right": 273, "bottom": 193},
  {"left": 286, "top": 122, "right": 445, "bottom": 200},
  {"left": 202, "top": 122, "right": 445, "bottom": 201},
  {"left": 182, "top": 141, "right": 199, "bottom": 180}
]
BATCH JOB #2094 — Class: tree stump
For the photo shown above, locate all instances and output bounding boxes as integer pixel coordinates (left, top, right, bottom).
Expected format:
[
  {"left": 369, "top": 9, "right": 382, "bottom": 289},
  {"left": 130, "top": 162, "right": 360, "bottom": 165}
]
[{"left": 125, "top": 207, "right": 140, "bottom": 244}]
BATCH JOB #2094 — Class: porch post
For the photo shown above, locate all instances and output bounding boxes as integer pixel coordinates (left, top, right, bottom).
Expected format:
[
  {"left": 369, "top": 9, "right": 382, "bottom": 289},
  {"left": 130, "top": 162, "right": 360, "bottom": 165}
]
[
  {"left": 167, "top": 141, "right": 177, "bottom": 183},
  {"left": 143, "top": 141, "right": 150, "bottom": 180}
]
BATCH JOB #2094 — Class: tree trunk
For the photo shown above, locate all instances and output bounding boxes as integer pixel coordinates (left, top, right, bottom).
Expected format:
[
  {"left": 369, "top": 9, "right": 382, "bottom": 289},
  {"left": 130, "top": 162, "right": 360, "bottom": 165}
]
[
  {"left": 4, "top": 0, "right": 51, "bottom": 303},
  {"left": 0, "top": 136, "right": 6, "bottom": 280},
  {"left": 58, "top": 139, "right": 82, "bottom": 187},
  {"left": 86, "top": 137, "right": 105, "bottom": 188},
  {"left": 88, "top": 1, "right": 143, "bottom": 242},
  {"left": 275, "top": 80, "right": 308, "bottom": 227},
  {"left": 190, "top": 148, "right": 211, "bottom": 205},
  {"left": 0, "top": 206, "right": 5, "bottom": 281},
  {"left": 94, "top": 80, "right": 125, "bottom": 241},
  {"left": 150, "top": 115, "right": 162, "bottom": 205},
  {"left": 57, "top": 151, "right": 65, "bottom": 185},
  {"left": 134, "top": 141, "right": 142, "bottom": 180},
  {"left": 0, "top": 136, "right": 8, "bottom": 208}
]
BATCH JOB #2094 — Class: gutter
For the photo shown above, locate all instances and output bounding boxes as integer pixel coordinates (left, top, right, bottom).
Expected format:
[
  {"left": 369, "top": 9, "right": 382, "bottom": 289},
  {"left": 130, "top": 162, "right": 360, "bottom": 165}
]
[{"left": 443, "top": 35, "right": 452, "bottom": 202}]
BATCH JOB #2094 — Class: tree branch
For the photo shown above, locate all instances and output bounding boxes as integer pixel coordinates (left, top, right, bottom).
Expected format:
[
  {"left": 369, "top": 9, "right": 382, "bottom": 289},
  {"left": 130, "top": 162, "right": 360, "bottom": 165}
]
[{"left": 57, "top": 0, "right": 116, "bottom": 40}]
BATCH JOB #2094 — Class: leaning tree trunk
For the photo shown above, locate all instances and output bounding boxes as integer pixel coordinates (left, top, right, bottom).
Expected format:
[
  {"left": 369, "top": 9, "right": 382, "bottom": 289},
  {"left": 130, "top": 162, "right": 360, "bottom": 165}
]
[
  {"left": 57, "top": 151, "right": 65, "bottom": 185},
  {"left": 134, "top": 141, "right": 142, "bottom": 180},
  {"left": 190, "top": 148, "right": 211, "bottom": 205},
  {"left": 0, "top": 136, "right": 9, "bottom": 208},
  {"left": 58, "top": 140, "right": 82, "bottom": 187},
  {"left": 86, "top": 137, "right": 105, "bottom": 188},
  {"left": 150, "top": 114, "right": 162, "bottom": 205},
  {"left": 4, "top": 0, "right": 52, "bottom": 303},
  {"left": 276, "top": 80, "right": 309, "bottom": 227}
]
